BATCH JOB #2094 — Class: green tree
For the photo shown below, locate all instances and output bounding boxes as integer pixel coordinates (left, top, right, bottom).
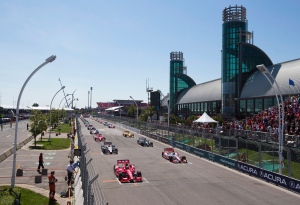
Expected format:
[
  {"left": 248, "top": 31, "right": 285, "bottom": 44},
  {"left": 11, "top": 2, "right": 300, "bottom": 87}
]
[
  {"left": 127, "top": 104, "right": 136, "bottom": 118},
  {"left": 140, "top": 106, "right": 155, "bottom": 122},
  {"left": 29, "top": 110, "right": 47, "bottom": 146}
]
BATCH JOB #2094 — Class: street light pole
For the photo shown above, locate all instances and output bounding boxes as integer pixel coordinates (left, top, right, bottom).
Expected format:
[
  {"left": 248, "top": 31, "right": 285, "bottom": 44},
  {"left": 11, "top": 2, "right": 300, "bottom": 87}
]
[
  {"left": 129, "top": 96, "right": 138, "bottom": 122},
  {"left": 71, "top": 89, "right": 77, "bottom": 109},
  {"left": 11, "top": 55, "right": 56, "bottom": 188},
  {"left": 116, "top": 100, "right": 121, "bottom": 123},
  {"left": 90, "top": 87, "right": 93, "bottom": 115},
  {"left": 257, "top": 64, "right": 284, "bottom": 174},
  {"left": 88, "top": 91, "right": 90, "bottom": 110},
  {"left": 48, "top": 86, "right": 66, "bottom": 141}
]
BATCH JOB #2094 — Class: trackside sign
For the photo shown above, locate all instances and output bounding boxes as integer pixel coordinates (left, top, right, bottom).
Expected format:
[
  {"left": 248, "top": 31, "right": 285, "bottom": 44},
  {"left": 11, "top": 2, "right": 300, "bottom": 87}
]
[{"left": 236, "top": 162, "right": 300, "bottom": 194}]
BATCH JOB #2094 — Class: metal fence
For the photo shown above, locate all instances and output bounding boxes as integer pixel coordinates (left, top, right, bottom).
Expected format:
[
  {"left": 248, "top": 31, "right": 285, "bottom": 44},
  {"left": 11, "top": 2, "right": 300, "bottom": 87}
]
[
  {"left": 76, "top": 117, "right": 107, "bottom": 205},
  {"left": 97, "top": 113, "right": 300, "bottom": 180}
]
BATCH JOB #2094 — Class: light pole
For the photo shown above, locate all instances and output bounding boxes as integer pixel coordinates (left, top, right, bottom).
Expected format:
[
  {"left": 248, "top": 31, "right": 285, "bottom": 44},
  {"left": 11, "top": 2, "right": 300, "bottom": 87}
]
[
  {"left": 256, "top": 64, "right": 284, "bottom": 174},
  {"left": 11, "top": 55, "right": 56, "bottom": 188},
  {"left": 129, "top": 96, "right": 138, "bottom": 122},
  {"left": 67, "top": 98, "right": 78, "bottom": 107},
  {"left": 48, "top": 86, "right": 66, "bottom": 141},
  {"left": 71, "top": 89, "right": 77, "bottom": 109},
  {"left": 90, "top": 87, "right": 93, "bottom": 115},
  {"left": 116, "top": 100, "right": 122, "bottom": 123},
  {"left": 88, "top": 91, "right": 90, "bottom": 110}
]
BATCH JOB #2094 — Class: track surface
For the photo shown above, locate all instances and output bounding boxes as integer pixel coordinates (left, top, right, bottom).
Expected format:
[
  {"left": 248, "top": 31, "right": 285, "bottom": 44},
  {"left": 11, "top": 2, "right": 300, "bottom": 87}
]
[{"left": 82, "top": 118, "right": 300, "bottom": 205}]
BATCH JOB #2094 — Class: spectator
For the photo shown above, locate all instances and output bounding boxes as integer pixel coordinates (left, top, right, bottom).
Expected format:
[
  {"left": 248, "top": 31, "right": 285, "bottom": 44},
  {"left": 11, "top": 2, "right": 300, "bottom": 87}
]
[
  {"left": 48, "top": 170, "right": 57, "bottom": 201},
  {"left": 66, "top": 160, "right": 76, "bottom": 186},
  {"left": 37, "top": 153, "right": 44, "bottom": 173}
]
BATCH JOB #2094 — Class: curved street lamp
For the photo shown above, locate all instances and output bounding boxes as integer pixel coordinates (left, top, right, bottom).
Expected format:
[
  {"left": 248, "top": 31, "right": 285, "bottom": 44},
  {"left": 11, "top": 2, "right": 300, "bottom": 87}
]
[
  {"left": 48, "top": 86, "right": 65, "bottom": 141},
  {"left": 11, "top": 55, "right": 56, "bottom": 188},
  {"left": 256, "top": 64, "right": 284, "bottom": 174},
  {"left": 129, "top": 96, "right": 138, "bottom": 122}
]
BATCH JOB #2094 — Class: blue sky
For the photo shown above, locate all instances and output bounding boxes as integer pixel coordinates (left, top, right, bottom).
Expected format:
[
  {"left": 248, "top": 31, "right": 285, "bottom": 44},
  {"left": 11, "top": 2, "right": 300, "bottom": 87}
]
[{"left": 1, "top": 0, "right": 300, "bottom": 109}]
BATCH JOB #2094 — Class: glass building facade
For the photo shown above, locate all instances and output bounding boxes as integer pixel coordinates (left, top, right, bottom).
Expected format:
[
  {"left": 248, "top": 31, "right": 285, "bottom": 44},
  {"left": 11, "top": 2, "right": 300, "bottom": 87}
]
[
  {"left": 222, "top": 5, "right": 273, "bottom": 116},
  {"left": 169, "top": 52, "right": 186, "bottom": 113}
]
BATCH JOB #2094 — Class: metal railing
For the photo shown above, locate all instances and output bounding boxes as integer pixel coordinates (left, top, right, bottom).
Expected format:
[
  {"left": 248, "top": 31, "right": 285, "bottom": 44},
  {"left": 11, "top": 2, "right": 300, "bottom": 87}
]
[{"left": 76, "top": 117, "right": 107, "bottom": 205}]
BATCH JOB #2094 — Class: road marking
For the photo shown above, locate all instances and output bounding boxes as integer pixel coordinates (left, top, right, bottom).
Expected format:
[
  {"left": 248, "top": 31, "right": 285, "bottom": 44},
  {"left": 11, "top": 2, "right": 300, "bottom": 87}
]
[
  {"left": 188, "top": 162, "right": 193, "bottom": 164},
  {"left": 116, "top": 178, "right": 122, "bottom": 185},
  {"left": 103, "top": 180, "right": 118, "bottom": 183},
  {"left": 143, "top": 177, "right": 149, "bottom": 183},
  {"left": 6, "top": 135, "right": 11, "bottom": 138}
]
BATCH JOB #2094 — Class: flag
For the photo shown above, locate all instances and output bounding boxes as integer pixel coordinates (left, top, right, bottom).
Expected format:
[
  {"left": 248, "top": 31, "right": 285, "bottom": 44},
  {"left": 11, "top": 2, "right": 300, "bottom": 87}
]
[{"left": 289, "top": 79, "right": 295, "bottom": 86}]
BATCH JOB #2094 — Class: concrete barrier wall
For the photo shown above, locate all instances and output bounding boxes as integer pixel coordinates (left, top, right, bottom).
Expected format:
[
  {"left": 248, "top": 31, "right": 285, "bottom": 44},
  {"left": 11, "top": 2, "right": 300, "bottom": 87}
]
[{"left": 0, "top": 135, "right": 34, "bottom": 162}]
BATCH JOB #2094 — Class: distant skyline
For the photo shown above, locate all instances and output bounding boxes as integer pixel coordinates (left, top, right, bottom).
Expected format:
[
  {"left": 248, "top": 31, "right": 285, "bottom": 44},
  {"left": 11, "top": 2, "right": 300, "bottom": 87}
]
[{"left": 1, "top": 1, "right": 300, "bottom": 109}]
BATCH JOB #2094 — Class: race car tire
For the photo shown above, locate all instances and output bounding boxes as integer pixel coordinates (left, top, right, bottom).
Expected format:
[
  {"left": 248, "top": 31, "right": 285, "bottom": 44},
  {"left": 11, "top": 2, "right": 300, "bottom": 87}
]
[
  {"left": 161, "top": 152, "right": 164, "bottom": 158},
  {"left": 181, "top": 156, "right": 187, "bottom": 163},
  {"left": 150, "top": 143, "right": 153, "bottom": 147},
  {"left": 169, "top": 156, "right": 173, "bottom": 162},
  {"left": 137, "top": 171, "right": 142, "bottom": 177},
  {"left": 118, "top": 172, "right": 123, "bottom": 180},
  {"left": 114, "top": 149, "right": 118, "bottom": 154}
]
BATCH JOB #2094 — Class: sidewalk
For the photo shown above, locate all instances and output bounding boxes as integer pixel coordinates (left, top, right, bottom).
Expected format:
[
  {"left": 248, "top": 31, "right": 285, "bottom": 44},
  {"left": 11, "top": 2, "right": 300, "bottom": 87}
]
[{"left": 0, "top": 131, "right": 76, "bottom": 205}]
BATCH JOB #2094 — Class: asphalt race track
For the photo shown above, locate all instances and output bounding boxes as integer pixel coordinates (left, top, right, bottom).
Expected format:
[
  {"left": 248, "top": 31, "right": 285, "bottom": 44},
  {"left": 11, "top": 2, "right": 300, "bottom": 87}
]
[{"left": 82, "top": 118, "right": 300, "bottom": 205}]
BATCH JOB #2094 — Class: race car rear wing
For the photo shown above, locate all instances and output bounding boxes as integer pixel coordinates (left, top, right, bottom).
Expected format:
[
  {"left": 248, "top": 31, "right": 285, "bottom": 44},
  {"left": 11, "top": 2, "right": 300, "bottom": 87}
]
[
  {"left": 164, "top": 148, "right": 174, "bottom": 152},
  {"left": 104, "top": 142, "right": 112, "bottom": 145},
  {"left": 117, "top": 159, "right": 130, "bottom": 164}
]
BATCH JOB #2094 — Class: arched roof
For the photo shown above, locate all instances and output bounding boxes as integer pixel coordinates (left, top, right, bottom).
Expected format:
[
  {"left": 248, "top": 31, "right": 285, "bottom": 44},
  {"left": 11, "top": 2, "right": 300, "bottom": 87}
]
[
  {"left": 241, "top": 58, "right": 300, "bottom": 98},
  {"left": 177, "top": 79, "right": 221, "bottom": 104},
  {"left": 176, "top": 73, "right": 196, "bottom": 87}
]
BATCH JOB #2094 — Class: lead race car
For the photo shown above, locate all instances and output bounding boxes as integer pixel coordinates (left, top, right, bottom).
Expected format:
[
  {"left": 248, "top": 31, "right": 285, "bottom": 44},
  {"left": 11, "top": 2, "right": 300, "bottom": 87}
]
[
  {"left": 113, "top": 159, "right": 142, "bottom": 183},
  {"left": 162, "top": 148, "right": 187, "bottom": 163},
  {"left": 101, "top": 142, "right": 118, "bottom": 154},
  {"left": 137, "top": 137, "right": 153, "bottom": 147}
]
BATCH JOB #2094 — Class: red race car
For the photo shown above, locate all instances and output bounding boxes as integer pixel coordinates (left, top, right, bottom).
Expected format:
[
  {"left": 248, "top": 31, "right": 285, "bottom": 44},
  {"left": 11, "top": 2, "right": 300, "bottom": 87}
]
[
  {"left": 162, "top": 148, "right": 187, "bottom": 163},
  {"left": 113, "top": 159, "right": 142, "bottom": 183},
  {"left": 94, "top": 133, "right": 106, "bottom": 142}
]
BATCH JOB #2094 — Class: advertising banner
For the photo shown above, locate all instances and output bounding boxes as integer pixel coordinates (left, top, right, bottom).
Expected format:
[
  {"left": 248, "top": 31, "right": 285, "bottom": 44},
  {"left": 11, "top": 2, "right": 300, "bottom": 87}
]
[{"left": 236, "top": 162, "right": 300, "bottom": 194}]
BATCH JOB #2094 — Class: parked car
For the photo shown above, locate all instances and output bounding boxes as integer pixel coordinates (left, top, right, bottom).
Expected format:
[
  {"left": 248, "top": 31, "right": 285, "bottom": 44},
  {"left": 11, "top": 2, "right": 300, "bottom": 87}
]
[
  {"left": 162, "top": 148, "right": 187, "bottom": 163},
  {"left": 113, "top": 159, "right": 142, "bottom": 183},
  {"left": 137, "top": 137, "right": 153, "bottom": 147},
  {"left": 101, "top": 142, "right": 118, "bottom": 154},
  {"left": 123, "top": 130, "right": 134, "bottom": 138}
]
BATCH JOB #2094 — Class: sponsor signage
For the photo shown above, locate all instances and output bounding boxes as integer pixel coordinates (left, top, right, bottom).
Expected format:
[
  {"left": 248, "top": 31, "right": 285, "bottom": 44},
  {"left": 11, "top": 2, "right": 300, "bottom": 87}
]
[
  {"left": 191, "top": 147, "right": 207, "bottom": 158},
  {"left": 160, "top": 137, "right": 169, "bottom": 144},
  {"left": 174, "top": 141, "right": 186, "bottom": 151},
  {"left": 236, "top": 162, "right": 300, "bottom": 194}
]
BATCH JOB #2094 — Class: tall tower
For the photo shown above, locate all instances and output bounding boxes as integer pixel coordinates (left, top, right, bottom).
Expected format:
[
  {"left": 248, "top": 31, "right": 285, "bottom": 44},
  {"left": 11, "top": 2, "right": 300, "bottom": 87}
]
[
  {"left": 146, "top": 78, "right": 153, "bottom": 105},
  {"left": 221, "top": 5, "right": 248, "bottom": 115},
  {"left": 169, "top": 51, "right": 185, "bottom": 113}
]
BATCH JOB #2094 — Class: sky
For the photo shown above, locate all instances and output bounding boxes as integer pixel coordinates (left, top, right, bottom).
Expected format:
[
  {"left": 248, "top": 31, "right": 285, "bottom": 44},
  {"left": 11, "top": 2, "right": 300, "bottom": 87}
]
[{"left": 1, "top": 0, "right": 300, "bottom": 109}]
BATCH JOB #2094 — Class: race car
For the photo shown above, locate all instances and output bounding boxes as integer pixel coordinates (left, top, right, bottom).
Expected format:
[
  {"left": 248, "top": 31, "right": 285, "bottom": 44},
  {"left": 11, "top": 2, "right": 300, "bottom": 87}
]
[
  {"left": 89, "top": 127, "right": 96, "bottom": 134},
  {"left": 87, "top": 124, "right": 94, "bottom": 130},
  {"left": 101, "top": 142, "right": 118, "bottom": 154},
  {"left": 94, "top": 133, "right": 106, "bottom": 142},
  {"left": 123, "top": 130, "right": 134, "bottom": 138},
  {"left": 113, "top": 159, "right": 142, "bottom": 183},
  {"left": 137, "top": 137, "right": 153, "bottom": 147},
  {"left": 108, "top": 124, "right": 115, "bottom": 128},
  {"left": 162, "top": 148, "right": 187, "bottom": 163}
]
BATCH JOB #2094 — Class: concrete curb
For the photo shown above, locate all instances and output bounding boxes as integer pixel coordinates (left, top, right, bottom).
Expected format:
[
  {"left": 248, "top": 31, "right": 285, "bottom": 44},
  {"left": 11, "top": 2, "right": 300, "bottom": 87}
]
[{"left": 0, "top": 135, "right": 34, "bottom": 163}]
